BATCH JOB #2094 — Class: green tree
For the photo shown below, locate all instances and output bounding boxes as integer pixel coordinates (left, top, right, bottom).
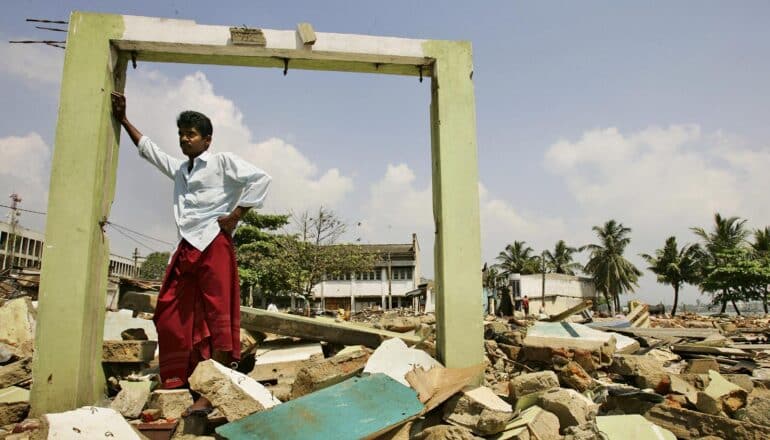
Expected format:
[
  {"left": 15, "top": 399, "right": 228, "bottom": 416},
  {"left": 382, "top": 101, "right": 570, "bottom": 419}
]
[
  {"left": 699, "top": 248, "right": 770, "bottom": 315},
  {"left": 544, "top": 240, "right": 582, "bottom": 275},
  {"left": 234, "top": 211, "right": 293, "bottom": 305},
  {"left": 751, "top": 227, "right": 770, "bottom": 313},
  {"left": 640, "top": 237, "right": 700, "bottom": 317},
  {"left": 582, "top": 220, "right": 642, "bottom": 314},
  {"left": 495, "top": 241, "right": 540, "bottom": 276},
  {"left": 139, "top": 252, "right": 171, "bottom": 280},
  {"left": 692, "top": 213, "right": 750, "bottom": 313}
]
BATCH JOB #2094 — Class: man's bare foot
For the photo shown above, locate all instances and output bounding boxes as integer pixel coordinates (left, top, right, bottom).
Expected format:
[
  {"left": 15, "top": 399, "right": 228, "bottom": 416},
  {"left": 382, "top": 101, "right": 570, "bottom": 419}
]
[{"left": 182, "top": 396, "right": 214, "bottom": 417}]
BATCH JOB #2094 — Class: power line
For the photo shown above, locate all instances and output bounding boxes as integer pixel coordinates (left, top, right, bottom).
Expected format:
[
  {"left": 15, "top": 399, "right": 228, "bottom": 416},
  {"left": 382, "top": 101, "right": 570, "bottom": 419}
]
[
  {"left": 0, "top": 203, "right": 46, "bottom": 215},
  {"left": 105, "top": 224, "right": 159, "bottom": 253}
]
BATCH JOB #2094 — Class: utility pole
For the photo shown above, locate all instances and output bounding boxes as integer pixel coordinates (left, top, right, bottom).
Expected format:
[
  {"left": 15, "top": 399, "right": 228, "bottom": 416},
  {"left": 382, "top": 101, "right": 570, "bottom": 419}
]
[
  {"left": 541, "top": 250, "right": 546, "bottom": 309},
  {"left": 132, "top": 247, "right": 140, "bottom": 278},
  {"left": 387, "top": 251, "right": 392, "bottom": 310},
  {"left": 5, "top": 194, "right": 22, "bottom": 271}
]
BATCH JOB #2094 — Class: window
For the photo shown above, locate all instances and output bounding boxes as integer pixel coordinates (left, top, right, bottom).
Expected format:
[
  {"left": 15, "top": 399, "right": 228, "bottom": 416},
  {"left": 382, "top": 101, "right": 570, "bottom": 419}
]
[
  {"left": 390, "top": 267, "right": 413, "bottom": 280},
  {"left": 356, "top": 270, "right": 382, "bottom": 281}
]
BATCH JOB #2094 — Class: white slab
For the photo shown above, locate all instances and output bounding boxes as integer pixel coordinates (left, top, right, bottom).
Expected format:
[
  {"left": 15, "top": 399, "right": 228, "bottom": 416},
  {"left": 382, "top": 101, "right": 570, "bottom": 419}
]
[
  {"left": 254, "top": 342, "right": 323, "bottom": 365},
  {"left": 526, "top": 321, "right": 637, "bottom": 352},
  {"left": 45, "top": 406, "right": 143, "bottom": 439},
  {"left": 103, "top": 309, "right": 157, "bottom": 341},
  {"left": 211, "top": 360, "right": 281, "bottom": 408},
  {"left": 463, "top": 386, "right": 512, "bottom": 413},
  {"left": 363, "top": 338, "right": 442, "bottom": 386}
]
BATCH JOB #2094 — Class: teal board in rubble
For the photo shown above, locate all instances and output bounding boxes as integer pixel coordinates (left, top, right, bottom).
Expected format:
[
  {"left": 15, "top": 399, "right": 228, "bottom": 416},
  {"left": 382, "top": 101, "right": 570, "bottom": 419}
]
[{"left": 216, "top": 373, "right": 423, "bottom": 440}]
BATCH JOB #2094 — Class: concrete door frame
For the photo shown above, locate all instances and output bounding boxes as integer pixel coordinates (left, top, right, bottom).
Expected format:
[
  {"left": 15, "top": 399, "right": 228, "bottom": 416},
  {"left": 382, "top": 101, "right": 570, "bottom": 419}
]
[{"left": 30, "top": 12, "right": 483, "bottom": 415}]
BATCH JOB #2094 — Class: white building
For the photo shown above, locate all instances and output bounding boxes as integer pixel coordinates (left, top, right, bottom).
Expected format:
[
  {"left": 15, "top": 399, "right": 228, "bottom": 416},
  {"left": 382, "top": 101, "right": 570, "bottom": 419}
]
[
  {"left": 1, "top": 221, "right": 141, "bottom": 278},
  {"left": 310, "top": 234, "right": 420, "bottom": 312},
  {"left": 517, "top": 273, "right": 596, "bottom": 315}
]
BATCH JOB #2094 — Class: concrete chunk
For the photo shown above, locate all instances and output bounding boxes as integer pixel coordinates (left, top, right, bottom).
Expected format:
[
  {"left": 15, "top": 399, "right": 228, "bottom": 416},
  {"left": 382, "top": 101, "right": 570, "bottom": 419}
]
[
  {"left": 556, "top": 361, "right": 593, "bottom": 392},
  {"left": 443, "top": 386, "right": 513, "bottom": 436},
  {"left": 413, "top": 424, "right": 481, "bottom": 440},
  {"left": 695, "top": 370, "right": 747, "bottom": 415},
  {"left": 102, "top": 340, "right": 157, "bottom": 363},
  {"left": 686, "top": 358, "right": 719, "bottom": 374},
  {"left": 596, "top": 414, "right": 676, "bottom": 440},
  {"left": 0, "top": 357, "right": 32, "bottom": 388},
  {"left": 508, "top": 371, "right": 559, "bottom": 400},
  {"left": 0, "top": 298, "right": 35, "bottom": 357},
  {"left": 147, "top": 389, "right": 195, "bottom": 419},
  {"left": 644, "top": 404, "right": 770, "bottom": 439},
  {"left": 110, "top": 380, "right": 152, "bottom": 419},
  {"left": 291, "top": 347, "right": 370, "bottom": 399},
  {"left": 491, "top": 405, "right": 560, "bottom": 440},
  {"left": 537, "top": 388, "right": 598, "bottom": 433},
  {"left": 609, "top": 354, "right": 668, "bottom": 389},
  {"left": 0, "top": 386, "right": 30, "bottom": 426},
  {"left": 189, "top": 359, "right": 281, "bottom": 422},
  {"left": 45, "top": 406, "right": 144, "bottom": 439}
]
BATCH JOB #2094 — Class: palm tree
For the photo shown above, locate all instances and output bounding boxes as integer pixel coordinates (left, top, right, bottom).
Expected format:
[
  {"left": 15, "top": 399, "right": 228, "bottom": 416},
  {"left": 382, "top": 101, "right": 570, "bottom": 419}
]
[
  {"left": 544, "top": 240, "right": 582, "bottom": 275},
  {"left": 751, "top": 227, "right": 770, "bottom": 313},
  {"left": 692, "top": 213, "right": 749, "bottom": 314},
  {"left": 640, "top": 237, "right": 700, "bottom": 317},
  {"left": 495, "top": 241, "right": 540, "bottom": 276},
  {"left": 582, "top": 220, "right": 642, "bottom": 314}
]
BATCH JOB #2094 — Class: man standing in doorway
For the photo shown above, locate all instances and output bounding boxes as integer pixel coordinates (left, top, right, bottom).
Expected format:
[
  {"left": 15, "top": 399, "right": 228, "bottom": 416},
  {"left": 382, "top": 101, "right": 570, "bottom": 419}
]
[
  {"left": 111, "top": 92, "right": 271, "bottom": 414},
  {"left": 522, "top": 295, "right": 530, "bottom": 316}
]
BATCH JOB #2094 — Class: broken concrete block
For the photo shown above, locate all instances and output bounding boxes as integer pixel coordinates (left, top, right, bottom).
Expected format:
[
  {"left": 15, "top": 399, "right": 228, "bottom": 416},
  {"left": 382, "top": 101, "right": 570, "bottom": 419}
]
[
  {"left": 110, "top": 380, "right": 152, "bottom": 419},
  {"left": 413, "top": 424, "right": 480, "bottom": 440},
  {"left": 596, "top": 414, "right": 676, "bottom": 439},
  {"left": 291, "top": 347, "right": 370, "bottom": 399},
  {"left": 521, "top": 322, "right": 619, "bottom": 372},
  {"left": 249, "top": 341, "right": 323, "bottom": 383},
  {"left": 686, "top": 358, "right": 719, "bottom": 374},
  {"left": 443, "top": 386, "right": 513, "bottom": 436},
  {"left": 102, "top": 340, "right": 157, "bottom": 363},
  {"left": 491, "top": 405, "right": 560, "bottom": 440},
  {"left": 0, "top": 386, "right": 29, "bottom": 426},
  {"left": 147, "top": 389, "right": 195, "bottom": 419},
  {"left": 45, "top": 406, "right": 145, "bottom": 439},
  {"left": 104, "top": 309, "right": 158, "bottom": 340},
  {"left": 118, "top": 290, "right": 158, "bottom": 314},
  {"left": 364, "top": 338, "right": 441, "bottom": 386},
  {"left": 0, "top": 357, "right": 31, "bottom": 388},
  {"left": 669, "top": 374, "right": 699, "bottom": 405},
  {"left": 609, "top": 354, "right": 668, "bottom": 389},
  {"left": 695, "top": 370, "right": 747, "bottom": 415},
  {"left": 556, "top": 361, "right": 593, "bottom": 392},
  {"left": 723, "top": 374, "right": 754, "bottom": 393},
  {"left": 537, "top": 388, "right": 597, "bottom": 433},
  {"left": 508, "top": 371, "right": 559, "bottom": 400},
  {"left": 121, "top": 328, "right": 149, "bottom": 341},
  {"left": 562, "top": 422, "right": 603, "bottom": 440},
  {"left": 484, "top": 321, "right": 510, "bottom": 340},
  {"left": 189, "top": 359, "right": 280, "bottom": 422},
  {"left": 497, "top": 344, "right": 520, "bottom": 361},
  {"left": 644, "top": 404, "right": 770, "bottom": 439},
  {"left": 0, "top": 298, "right": 35, "bottom": 358},
  {"left": 734, "top": 396, "right": 770, "bottom": 427},
  {"left": 379, "top": 315, "right": 422, "bottom": 332}
]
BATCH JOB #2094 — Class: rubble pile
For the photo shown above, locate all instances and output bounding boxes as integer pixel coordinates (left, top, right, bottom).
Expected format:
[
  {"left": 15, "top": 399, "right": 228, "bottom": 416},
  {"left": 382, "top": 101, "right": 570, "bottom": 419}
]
[{"left": 2, "top": 295, "right": 770, "bottom": 439}]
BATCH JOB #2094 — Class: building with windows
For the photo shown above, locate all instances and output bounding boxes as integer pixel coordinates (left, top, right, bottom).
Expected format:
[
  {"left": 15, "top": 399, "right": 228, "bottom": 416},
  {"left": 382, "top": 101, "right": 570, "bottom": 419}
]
[
  {"left": 501, "top": 272, "right": 595, "bottom": 316},
  {"left": 310, "top": 234, "right": 420, "bottom": 312},
  {"left": 1, "top": 221, "right": 140, "bottom": 278}
]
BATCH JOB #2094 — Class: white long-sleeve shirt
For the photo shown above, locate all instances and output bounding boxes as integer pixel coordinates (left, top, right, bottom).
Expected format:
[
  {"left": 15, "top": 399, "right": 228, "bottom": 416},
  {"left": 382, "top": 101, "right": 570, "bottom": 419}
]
[{"left": 137, "top": 136, "right": 271, "bottom": 251}]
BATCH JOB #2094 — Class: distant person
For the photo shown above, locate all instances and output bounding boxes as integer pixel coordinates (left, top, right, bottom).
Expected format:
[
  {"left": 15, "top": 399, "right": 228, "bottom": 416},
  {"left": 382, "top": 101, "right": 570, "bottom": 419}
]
[
  {"left": 267, "top": 302, "right": 279, "bottom": 312},
  {"left": 522, "top": 295, "right": 530, "bottom": 316},
  {"left": 111, "top": 92, "right": 271, "bottom": 416}
]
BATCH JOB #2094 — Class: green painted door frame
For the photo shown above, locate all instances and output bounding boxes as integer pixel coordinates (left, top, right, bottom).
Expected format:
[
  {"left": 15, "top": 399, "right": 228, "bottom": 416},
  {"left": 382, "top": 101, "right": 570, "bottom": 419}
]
[{"left": 31, "top": 11, "right": 482, "bottom": 415}]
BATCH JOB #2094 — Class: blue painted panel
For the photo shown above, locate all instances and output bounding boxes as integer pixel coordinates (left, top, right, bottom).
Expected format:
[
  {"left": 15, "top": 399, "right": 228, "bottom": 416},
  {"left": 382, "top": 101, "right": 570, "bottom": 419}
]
[{"left": 216, "top": 373, "right": 423, "bottom": 440}]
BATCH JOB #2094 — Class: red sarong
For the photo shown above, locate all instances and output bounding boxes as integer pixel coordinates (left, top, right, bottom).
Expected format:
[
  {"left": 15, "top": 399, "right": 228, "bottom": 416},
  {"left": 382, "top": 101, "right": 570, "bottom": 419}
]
[{"left": 153, "top": 231, "right": 241, "bottom": 387}]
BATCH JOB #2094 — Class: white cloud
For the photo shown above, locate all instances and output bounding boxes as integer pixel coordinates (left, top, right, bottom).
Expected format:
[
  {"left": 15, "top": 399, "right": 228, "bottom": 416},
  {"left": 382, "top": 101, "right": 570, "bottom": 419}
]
[
  {"left": 0, "top": 133, "right": 51, "bottom": 228},
  {"left": 0, "top": 36, "right": 63, "bottom": 86}
]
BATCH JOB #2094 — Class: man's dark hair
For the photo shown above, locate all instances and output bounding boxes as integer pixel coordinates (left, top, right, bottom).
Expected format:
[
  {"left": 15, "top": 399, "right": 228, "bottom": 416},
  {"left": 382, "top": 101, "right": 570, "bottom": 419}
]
[{"left": 177, "top": 111, "right": 213, "bottom": 137}]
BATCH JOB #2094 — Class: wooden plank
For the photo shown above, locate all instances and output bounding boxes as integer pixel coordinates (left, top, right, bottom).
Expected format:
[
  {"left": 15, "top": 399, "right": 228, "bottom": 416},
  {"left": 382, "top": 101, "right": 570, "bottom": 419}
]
[
  {"left": 239, "top": 307, "right": 421, "bottom": 348},
  {"left": 593, "top": 327, "right": 718, "bottom": 339},
  {"left": 297, "top": 22, "right": 316, "bottom": 45},
  {"left": 544, "top": 299, "right": 593, "bottom": 322},
  {"left": 671, "top": 344, "right": 752, "bottom": 358},
  {"left": 729, "top": 344, "right": 770, "bottom": 350},
  {"left": 216, "top": 374, "right": 423, "bottom": 440}
]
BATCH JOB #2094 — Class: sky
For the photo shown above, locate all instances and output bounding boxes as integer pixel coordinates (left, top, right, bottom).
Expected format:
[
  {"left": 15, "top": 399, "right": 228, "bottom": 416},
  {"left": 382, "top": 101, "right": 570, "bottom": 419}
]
[{"left": 2, "top": 1, "right": 770, "bottom": 306}]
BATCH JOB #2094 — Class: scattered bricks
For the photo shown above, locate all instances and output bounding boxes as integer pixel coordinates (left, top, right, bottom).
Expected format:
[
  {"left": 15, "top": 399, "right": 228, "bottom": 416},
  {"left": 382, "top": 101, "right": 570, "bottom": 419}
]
[
  {"left": 0, "top": 358, "right": 32, "bottom": 388},
  {"left": 644, "top": 404, "right": 770, "bottom": 440},
  {"left": 556, "top": 361, "right": 593, "bottom": 392},
  {"left": 147, "top": 389, "right": 194, "bottom": 419},
  {"left": 0, "top": 298, "right": 36, "bottom": 358},
  {"left": 537, "top": 388, "right": 598, "bottom": 433},
  {"left": 734, "top": 396, "right": 770, "bottom": 427},
  {"left": 609, "top": 354, "right": 668, "bottom": 389},
  {"left": 0, "top": 386, "right": 30, "bottom": 425},
  {"left": 291, "top": 347, "right": 370, "bottom": 399},
  {"left": 442, "top": 386, "right": 513, "bottom": 436},
  {"left": 110, "top": 380, "right": 152, "bottom": 419},
  {"left": 498, "top": 344, "right": 520, "bottom": 361},
  {"left": 509, "top": 371, "right": 559, "bottom": 400},
  {"left": 189, "top": 360, "right": 279, "bottom": 422},
  {"left": 102, "top": 340, "right": 157, "bottom": 363},
  {"left": 412, "top": 424, "right": 480, "bottom": 440},
  {"left": 686, "top": 359, "right": 719, "bottom": 374}
]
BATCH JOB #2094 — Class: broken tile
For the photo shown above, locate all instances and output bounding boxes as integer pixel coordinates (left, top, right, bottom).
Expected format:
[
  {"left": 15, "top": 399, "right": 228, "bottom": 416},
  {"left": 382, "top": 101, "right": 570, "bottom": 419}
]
[{"left": 443, "top": 386, "right": 514, "bottom": 436}]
